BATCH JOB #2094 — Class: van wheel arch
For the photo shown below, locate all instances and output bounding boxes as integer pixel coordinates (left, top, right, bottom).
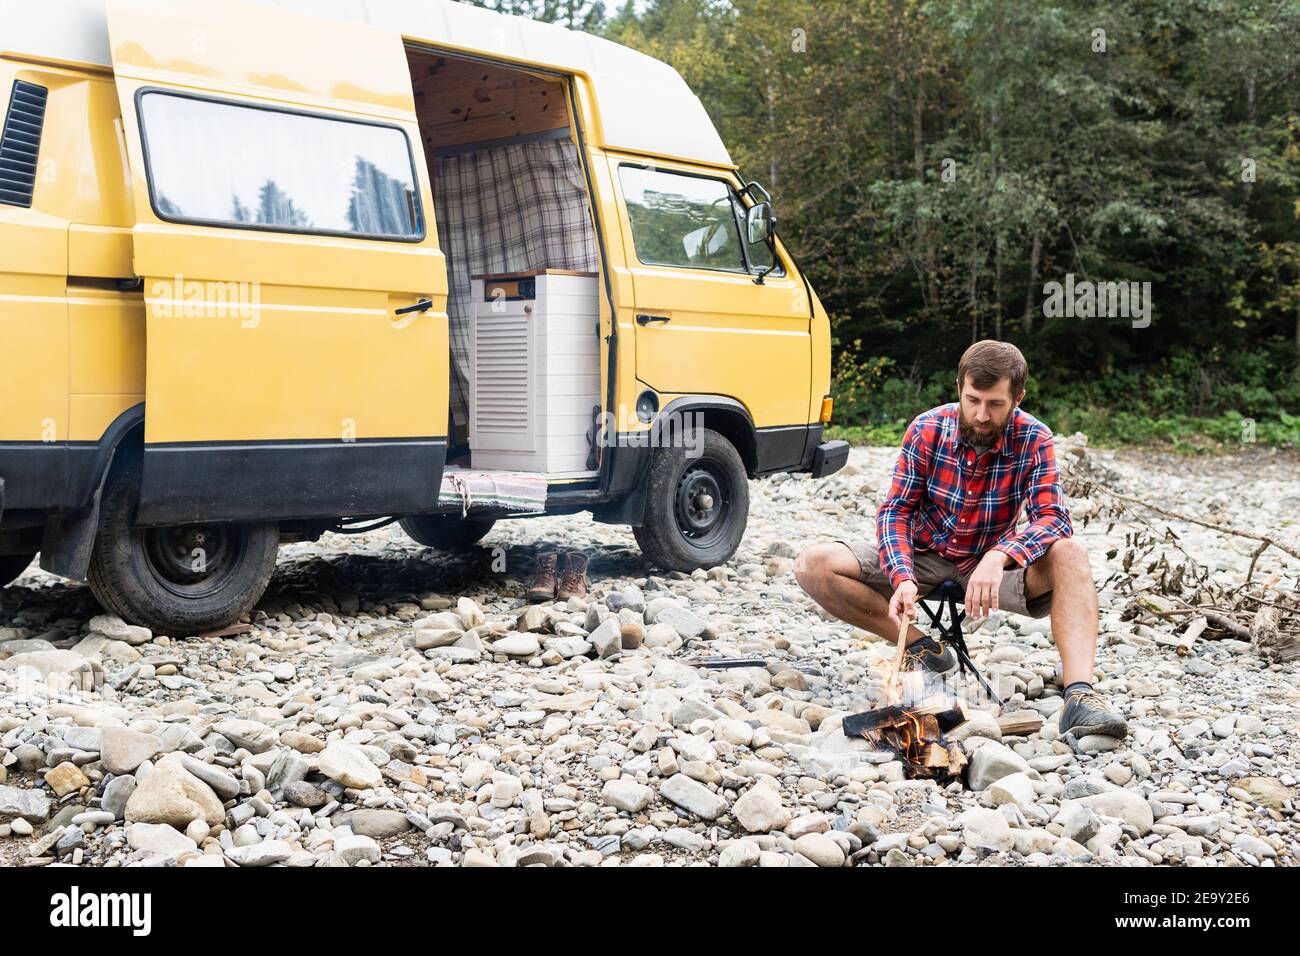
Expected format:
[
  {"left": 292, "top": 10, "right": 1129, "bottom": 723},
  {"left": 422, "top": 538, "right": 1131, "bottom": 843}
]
[{"left": 39, "top": 409, "right": 146, "bottom": 582}]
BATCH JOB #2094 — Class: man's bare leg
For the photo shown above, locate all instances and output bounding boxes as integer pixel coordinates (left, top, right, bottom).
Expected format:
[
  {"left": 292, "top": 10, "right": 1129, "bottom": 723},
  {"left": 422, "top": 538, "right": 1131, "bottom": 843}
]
[
  {"left": 1025, "top": 537, "right": 1097, "bottom": 686},
  {"left": 794, "top": 543, "right": 927, "bottom": 646}
]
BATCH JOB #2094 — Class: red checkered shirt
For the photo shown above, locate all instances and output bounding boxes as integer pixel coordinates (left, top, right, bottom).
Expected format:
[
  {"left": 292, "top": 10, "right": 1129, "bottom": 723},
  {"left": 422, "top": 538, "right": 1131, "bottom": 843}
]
[{"left": 875, "top": 403, "right": 1072, "bottom": 589}]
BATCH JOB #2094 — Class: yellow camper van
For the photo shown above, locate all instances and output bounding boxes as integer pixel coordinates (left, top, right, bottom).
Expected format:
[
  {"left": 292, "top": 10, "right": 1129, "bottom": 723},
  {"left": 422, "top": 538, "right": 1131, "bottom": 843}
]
[{"left": 0, "top": 0, "right": 845, "bottom": 635}]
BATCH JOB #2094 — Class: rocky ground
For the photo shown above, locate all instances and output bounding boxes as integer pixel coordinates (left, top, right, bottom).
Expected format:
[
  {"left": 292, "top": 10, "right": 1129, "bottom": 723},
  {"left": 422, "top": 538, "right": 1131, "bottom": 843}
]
[{"left": 0, "top": 442, "right": 1296, "bottom": 868}]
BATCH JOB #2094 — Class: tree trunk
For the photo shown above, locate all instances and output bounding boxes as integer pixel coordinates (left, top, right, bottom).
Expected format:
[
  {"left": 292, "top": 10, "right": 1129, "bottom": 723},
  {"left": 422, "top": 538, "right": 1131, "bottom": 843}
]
[
  {"left": 1023, "top": 231, "right": 1042, "bottom": 333},
  {"left": 913, "top": 82, "right": 938, "bottom": 307}
]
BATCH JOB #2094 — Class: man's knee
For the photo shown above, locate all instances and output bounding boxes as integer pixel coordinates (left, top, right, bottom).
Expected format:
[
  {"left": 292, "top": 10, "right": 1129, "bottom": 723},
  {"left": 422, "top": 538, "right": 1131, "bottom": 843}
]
[
  {"left": 1047, "top": 537, "right": 1091, "bottom": 578},
  {"left": 794, "top": 543, "right": 845, "bottom": 595}
]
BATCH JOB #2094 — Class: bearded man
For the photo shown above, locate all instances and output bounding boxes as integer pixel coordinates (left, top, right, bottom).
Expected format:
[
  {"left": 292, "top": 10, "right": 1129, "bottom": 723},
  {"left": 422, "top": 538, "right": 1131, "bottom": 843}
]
[{"left": 794, "top": 340, "right": 1128, "bottom": 740}]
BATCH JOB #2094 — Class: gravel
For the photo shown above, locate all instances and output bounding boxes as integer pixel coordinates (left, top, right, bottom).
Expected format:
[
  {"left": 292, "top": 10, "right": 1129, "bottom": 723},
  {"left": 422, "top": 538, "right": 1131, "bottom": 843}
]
[{"left": 0, "top": 442, "right": 1295, "bottom": 867}]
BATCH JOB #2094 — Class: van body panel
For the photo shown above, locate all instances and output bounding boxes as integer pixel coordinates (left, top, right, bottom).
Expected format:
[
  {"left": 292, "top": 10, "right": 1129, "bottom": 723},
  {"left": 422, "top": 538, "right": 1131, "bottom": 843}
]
[
  {"left": 606, "top": 154, "right": 813, "bottom": 434},
  {"left": 103, "top": 0, "right": 450, "bottom": 522}
]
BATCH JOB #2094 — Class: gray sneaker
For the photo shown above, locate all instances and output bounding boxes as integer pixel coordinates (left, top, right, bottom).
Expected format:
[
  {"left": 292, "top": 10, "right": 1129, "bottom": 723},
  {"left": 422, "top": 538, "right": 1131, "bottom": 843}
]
[
  {"left": 1059, "top": 687, "right": 1129, "bottom": 739},
  {"left": 902, "top": 636, "right": 958, "bottom": 675}
]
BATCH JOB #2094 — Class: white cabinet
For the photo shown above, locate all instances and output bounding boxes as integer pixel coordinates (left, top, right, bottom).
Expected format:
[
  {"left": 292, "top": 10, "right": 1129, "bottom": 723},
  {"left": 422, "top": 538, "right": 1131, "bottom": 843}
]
[{"left": 469, "top": 270, "right": 600, "bottom": 475}]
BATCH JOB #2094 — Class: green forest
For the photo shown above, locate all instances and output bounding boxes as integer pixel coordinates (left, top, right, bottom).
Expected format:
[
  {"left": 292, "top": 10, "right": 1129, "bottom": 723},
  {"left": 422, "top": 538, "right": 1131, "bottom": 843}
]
[{"left": 471, "top": 0, "right": 1300, "bottom": 449}]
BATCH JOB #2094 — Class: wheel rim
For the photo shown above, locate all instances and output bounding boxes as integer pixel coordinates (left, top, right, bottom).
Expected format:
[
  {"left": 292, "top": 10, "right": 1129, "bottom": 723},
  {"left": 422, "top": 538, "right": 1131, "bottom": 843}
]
[
  {"left": 673, "top": 458, "right": 732, "bottom": 548},
  {"left": 142, "top": 523, "right": 248, "bottom": 599}
]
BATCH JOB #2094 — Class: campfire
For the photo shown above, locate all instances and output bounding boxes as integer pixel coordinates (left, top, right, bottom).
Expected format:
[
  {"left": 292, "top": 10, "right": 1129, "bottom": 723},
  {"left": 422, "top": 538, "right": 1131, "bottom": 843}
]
[
  {"left": 843, "top": 622, "right": 973, "bottom": 781},
  {"left": 843, "top": 684, "right": 970, "bottom": 780}
]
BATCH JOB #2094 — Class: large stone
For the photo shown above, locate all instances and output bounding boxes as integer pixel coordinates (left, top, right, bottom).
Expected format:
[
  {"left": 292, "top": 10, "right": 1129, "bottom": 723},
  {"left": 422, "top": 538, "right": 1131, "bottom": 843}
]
[
  {"left": 213, "top": 719, "right": 278, "bottom": 754},
  {"left": 1056, "top": 801, "right": 1101, "bottom": 844},
  {"left": 345, "top": 809, "right": 411, "bottom": 839},
  {"left": 793, "top": 832, "right": 845, "bottom": 867},
  {"left": 750, "top": 708, "right": 811, "bottom": 735},
  {"left": 733, "top": 785, "right": 791, "bottom": 833},
  {"left": 653, "top": 606, "right": 707, "bottom": 639},
  {"left": 603, "top": 778, "right": 654, "bottom": 813},
  {"left": 335, "top": 831, "right": 381, "bottom": 865},
  {"left": 0, "top": 784, "right": 50, "bottom": 824},
  {"left": 226, "top": 839, "right": 293, "bottom": 867},
  {"left": 948, "top": 710, "right": 1003, "bottom": 743},
  {"left": 126, "top": 822, "right": 198, "bottom": 857},
  {"left": 588, "top": 618, "right": 623, "bottom": 659},
  {"left": 492, "top": 634, "right": 541, "bottom": 658},
  {"left": 660, "top": 773, "right": 726, "bottom": 820},
  {"left": 987, "top": 771, "right": 1036, "bottom": 809},
  {"left": 87, "top": 614, "right": 153, "bottom": 646},
  {"left": 1237, "top": 777, "right": 1291, "bottom": 811},
  {"left": 1063, "top": 791, "right": 1154, "bottom": 836},
  {"left": 124, "top": 761, "right": 225, "bottom": 827},
  {"left": 46, "top": 762, "right": 90, "bottom": 797},
  {"left": 958, "top": 807, "right": 1014, "bottom": 852},
  {"left": 101, "top": 775, "right": 136, "bottom": 820},
  {"left": 966, "top": 741, "right": 1031, "bottom": 791},
  {"left": 265, "top": 751, "right": 311, "bottom": 794},
  {"left": 317, "top": 742, "right": 382, "bottom": 790},
  {"left": 100, "top": 727, "right": 161, "bottom": 775},
  {"left": 179, "top": 757, "right": 241, "bottom": 801},
  {"left": 0, "top": 650, "right": 102, "bottom": 686}
]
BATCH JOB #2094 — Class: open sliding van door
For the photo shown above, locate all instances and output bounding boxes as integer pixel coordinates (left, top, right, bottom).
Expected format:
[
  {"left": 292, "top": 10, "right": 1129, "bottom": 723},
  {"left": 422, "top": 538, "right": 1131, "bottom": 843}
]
[{"left": 106, "top": 0, "right": 448, "bottom": 524}]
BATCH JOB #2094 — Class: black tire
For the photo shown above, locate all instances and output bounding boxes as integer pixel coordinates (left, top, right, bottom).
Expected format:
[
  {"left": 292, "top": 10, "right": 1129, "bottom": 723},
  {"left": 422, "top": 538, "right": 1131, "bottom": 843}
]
[
  {"left": 634, "top": 427, "right": 749, "bottom": 571},
  {"left": 400, "top": 514, "right": 496, "bottom": 551},
  {"left": 86, "top": 454, "right": 279, "bottom": 637},
  {"left": 0, "top": 553, "right": 36, "bottom": 589}
]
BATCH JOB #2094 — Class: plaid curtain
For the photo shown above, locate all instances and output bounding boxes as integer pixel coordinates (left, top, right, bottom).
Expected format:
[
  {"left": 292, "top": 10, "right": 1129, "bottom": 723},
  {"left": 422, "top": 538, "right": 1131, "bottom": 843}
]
[{"left": 433, "top": 139, "right": 599, "bottom": 439}]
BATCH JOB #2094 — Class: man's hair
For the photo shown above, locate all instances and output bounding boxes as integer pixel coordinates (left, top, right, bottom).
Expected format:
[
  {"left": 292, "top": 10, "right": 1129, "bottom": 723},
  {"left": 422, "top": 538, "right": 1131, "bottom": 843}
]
[{"left": 957, "top": 340, "right": 1028, "bottom": 396}]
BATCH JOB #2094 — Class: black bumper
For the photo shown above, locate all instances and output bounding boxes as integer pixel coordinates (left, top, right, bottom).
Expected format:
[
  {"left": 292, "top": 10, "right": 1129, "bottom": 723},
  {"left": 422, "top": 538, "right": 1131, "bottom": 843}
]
[{"left": 809, "top": 440, "right": 850, "bottom": 478}]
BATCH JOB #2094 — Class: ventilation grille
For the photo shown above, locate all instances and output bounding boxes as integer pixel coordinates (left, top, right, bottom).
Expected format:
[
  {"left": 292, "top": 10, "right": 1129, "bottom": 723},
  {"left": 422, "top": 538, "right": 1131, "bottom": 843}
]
[
  {"left": 0, "top": 81, "right": 49, "bottom": 208},
  {"left": 473, "top": 313, "right": 531, "bottom": 433}
]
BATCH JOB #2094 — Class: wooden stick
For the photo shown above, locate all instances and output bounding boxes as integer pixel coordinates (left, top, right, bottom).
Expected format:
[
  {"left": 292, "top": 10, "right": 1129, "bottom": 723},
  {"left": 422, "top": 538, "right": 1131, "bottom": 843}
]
[{"left": 889, "top": 616, "right": 910, "bottom": 695}]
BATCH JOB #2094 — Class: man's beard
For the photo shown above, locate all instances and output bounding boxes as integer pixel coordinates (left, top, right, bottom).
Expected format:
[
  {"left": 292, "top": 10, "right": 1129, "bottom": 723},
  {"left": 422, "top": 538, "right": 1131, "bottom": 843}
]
[{"left": 959, "top": 410, "right": 1009, "bottom": 446}]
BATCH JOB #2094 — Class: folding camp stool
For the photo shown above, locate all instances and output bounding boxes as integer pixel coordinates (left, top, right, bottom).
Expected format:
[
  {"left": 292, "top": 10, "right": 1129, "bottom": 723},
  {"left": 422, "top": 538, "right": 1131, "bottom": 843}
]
[{"left": 918, "top": 579, "right": 1004, "bottom": 706}]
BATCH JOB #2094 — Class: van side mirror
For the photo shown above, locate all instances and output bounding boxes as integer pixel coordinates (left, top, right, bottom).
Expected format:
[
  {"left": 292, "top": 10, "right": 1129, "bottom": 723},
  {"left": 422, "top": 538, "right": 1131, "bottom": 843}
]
[{"left": 746, "top": 201, "right": 776, "bottom": 245}]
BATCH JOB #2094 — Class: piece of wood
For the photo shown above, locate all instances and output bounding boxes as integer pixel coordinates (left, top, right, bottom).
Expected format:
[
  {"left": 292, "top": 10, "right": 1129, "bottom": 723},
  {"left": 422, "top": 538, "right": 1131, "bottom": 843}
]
[
  {"left": 1251, "top": 605, "right": 1299, "bottom": 662},
  {"left": 842, "top": 695, "right": 966, "bottom": 737},
  {"left": 996, "top": 710, "right": 1044, "bottom": 736},
  {"left": 1176, "top": 616, "right": 1208, "bottom": 657},
  {"left": 889, "top": 616, "right": 909, "bottom": 699}
]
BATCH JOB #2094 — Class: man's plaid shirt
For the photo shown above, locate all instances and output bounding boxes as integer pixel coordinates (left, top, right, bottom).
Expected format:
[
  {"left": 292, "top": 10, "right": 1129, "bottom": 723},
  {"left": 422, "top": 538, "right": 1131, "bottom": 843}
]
[{"left": 875, "top": 403, "right": 1072, "bottom": 589}]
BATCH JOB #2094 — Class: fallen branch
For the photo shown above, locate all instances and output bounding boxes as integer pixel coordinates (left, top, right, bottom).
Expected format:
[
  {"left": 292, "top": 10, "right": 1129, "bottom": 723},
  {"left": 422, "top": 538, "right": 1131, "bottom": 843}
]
[{"left": 1087, "top": 484, "right": 1300, "bottom": 562}]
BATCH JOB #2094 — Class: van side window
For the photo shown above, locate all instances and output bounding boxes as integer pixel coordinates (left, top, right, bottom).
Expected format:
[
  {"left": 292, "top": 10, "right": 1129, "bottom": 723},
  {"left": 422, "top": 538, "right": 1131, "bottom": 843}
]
[
  {"left": 618, "top": 165, "right": 747, "bottom": 273},
  {"left": 137, "top": 92, "right": 423, "bottom": 240}
]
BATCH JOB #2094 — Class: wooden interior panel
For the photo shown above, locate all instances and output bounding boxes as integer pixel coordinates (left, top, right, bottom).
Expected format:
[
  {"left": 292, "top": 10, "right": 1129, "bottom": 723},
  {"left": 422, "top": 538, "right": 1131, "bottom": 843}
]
[{"left": 409, "top": 51, "right": 570, "bottom": 153}]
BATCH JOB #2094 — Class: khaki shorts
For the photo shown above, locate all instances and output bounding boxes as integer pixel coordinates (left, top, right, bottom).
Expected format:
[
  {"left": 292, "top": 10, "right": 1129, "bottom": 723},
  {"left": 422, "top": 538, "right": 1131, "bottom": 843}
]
[{"left": 836, "top": 540, "right": 1052, "bottom": 619}]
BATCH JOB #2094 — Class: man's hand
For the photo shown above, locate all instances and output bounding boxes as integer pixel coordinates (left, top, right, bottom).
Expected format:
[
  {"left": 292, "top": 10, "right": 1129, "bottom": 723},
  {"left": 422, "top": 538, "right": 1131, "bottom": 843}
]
[
  {"left": 965, "top": 549, "right": 1010, "bottom": 618},
  {"left": 888, "top": 580, "right": 919, "bottom": 629}
]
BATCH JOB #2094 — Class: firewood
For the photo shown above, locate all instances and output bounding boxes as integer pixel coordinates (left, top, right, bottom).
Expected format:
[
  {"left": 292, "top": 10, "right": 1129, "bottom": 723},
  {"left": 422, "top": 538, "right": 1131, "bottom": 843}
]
[
  {"left": 1251, "top": 605, "right": 1299, "bottom": 662},
  {"left": 842, "top": 695, "right": 966, "bottom": 737},
  {"left": 996, "top": 710, "right": 1043, "bottom": 736},
  {"left": 1176, "top": 616, "right": 1207, "bottom": 657}
]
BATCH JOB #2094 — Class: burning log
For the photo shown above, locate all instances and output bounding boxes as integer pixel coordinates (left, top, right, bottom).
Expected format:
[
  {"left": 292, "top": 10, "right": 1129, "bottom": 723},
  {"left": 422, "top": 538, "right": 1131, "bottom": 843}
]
[{"left": 842, "top": 694, "right": 969, "bottom": 780}]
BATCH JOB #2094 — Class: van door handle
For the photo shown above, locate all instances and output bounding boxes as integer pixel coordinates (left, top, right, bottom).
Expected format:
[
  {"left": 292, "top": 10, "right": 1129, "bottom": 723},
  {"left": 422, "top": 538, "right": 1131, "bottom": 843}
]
[
  {"left": 636, "top": 314, "right": 671, "bottom": 326},
  {"left": 395, "top": 299, "right": 434, "bottom": 316}
]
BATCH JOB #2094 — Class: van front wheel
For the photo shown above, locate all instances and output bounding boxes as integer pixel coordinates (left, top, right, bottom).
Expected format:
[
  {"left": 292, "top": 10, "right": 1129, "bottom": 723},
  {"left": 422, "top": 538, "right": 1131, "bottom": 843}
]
[
  {"left": 87, "top": 456, "right": 279, "bottom": 637},
  {"left": 634, "top": 428, "right": 749, "bottom": 571}
]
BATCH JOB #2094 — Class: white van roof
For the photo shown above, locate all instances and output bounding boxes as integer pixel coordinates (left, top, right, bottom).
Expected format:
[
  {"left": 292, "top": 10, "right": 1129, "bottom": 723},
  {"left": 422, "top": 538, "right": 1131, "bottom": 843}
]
[{"left": 1, "top": 0, "right": 733, "bottom": 168}]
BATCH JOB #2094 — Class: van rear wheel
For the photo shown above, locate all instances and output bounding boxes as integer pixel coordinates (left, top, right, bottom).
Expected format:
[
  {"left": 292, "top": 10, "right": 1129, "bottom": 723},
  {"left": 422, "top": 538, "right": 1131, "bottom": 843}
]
[
  {"left": 400, "top": 514, "right": 496, "bottom": 551},
  {"left": 87, "top": 455, "right": 279, "bottom": 637},
  {"left": 0, "top": 553, "right": 36, "bottom": 589},
  {"left": 634, "top": 427, "right": 749, "bottom": 572}
]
